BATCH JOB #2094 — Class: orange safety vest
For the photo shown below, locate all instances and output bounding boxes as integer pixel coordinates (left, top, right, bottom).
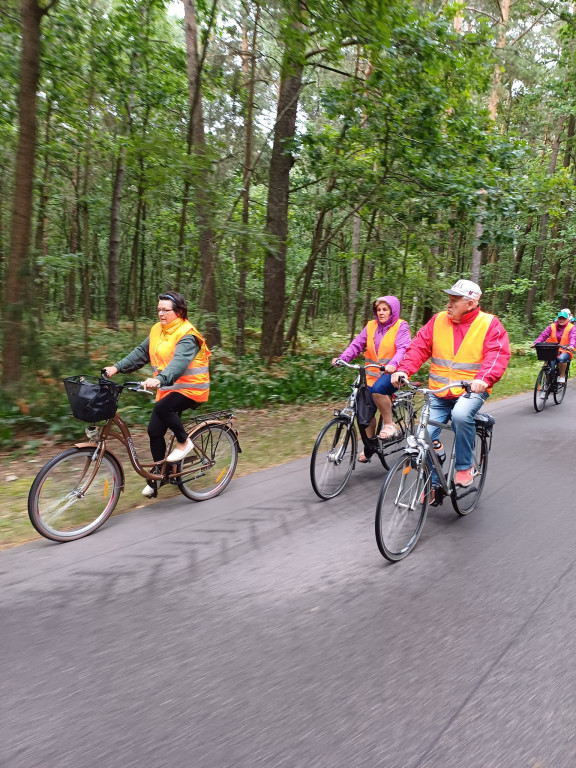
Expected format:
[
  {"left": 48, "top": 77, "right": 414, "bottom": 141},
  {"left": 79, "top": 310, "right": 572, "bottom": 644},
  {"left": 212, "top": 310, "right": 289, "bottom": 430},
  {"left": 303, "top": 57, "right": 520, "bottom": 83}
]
[
  {"left": 149, "top": 319, "right": 210, "bottom": 402},
  {"left": 429, "top": 311, "right": 494, "bottom": 398},
  {"left": 364, "top": 318, "right": 403, "bottom": 386},
  {"left": 547, "top": 322, "right": 574, "bottom": 360}
]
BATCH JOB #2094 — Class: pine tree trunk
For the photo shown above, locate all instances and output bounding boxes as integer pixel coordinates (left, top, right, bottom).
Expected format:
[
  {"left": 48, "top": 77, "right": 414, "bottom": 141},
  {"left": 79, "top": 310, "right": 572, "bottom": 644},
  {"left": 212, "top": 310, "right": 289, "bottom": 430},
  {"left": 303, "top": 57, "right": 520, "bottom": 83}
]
[
  {"left": 183, "top": 0, "right": 221, "bottom": 347},
  {"left": 2, "top": 0, "right": 51, "bottom": 385},
  {"left": 106, "top": 147, "right": 125, "bottom": 331},
  {"left": 260, "top": 11, "right": 305, "bottom": 358}
]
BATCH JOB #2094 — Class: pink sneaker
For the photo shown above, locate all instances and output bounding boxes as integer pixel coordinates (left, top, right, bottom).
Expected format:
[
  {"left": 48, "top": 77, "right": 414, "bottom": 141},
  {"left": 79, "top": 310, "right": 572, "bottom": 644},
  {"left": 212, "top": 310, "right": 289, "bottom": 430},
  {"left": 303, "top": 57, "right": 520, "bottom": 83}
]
[{"left": 454, "top": 468, "right": 474, "bottom": 487}]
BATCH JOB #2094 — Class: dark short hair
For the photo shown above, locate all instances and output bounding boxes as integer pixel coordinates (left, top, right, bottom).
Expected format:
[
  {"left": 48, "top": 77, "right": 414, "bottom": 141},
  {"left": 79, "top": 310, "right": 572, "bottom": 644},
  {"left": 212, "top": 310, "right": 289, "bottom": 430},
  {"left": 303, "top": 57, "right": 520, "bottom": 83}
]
[{"left": 158, "top": 291, "right": 188, "bottom": 320}]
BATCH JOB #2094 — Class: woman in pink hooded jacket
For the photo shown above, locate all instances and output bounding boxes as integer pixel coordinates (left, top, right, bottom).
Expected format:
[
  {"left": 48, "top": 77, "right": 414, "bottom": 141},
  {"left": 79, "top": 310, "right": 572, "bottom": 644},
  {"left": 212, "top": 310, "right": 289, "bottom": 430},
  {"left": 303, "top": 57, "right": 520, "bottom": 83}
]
[{"left": 332, "top": 295, "right": 411, "bottom": 462}]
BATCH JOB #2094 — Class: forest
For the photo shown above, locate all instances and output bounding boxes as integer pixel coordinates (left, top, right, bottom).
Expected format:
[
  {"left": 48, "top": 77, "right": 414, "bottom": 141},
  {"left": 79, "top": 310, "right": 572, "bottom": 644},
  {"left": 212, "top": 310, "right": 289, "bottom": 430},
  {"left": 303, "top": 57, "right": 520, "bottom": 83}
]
[{"left": 1, "top": 0, "right": 576, "bottom": 402}]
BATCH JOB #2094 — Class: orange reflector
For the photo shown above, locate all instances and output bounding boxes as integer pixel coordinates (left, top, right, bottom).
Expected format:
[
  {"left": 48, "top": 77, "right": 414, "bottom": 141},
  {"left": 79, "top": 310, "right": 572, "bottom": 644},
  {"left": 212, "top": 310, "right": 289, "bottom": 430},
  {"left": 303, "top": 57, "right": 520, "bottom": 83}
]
[
  {"left": 104, "top": 479, "right": 109, "bottom": 497},
  {"left": 403, "top": 465, "right": 411, "bottom": 475},
  {"left": 216, "top": 468, "right": 226, "bottom": 482}
]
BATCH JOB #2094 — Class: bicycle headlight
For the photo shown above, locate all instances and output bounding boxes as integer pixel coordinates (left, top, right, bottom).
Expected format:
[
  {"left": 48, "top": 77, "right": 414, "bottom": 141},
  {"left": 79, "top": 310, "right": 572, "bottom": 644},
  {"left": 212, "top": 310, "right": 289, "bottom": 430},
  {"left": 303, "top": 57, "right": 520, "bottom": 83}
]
[{"left": 406, "top": 435, "right": 418, "bottom": 449}]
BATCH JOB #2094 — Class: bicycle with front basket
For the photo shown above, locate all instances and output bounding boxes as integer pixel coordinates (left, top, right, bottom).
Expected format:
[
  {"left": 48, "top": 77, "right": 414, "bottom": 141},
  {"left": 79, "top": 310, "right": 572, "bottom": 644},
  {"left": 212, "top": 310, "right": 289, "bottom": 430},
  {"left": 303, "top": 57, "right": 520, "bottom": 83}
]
[
  {"left": 533, "top": 342, "right": 572, "bottom": 412},
  {"left": 28, "top": 372, "right": 240, "bottom": 542},
  {"left": 310, "top": 360, "right": 416, "bottom": 500},
  {"left": 375, "top": 379, "right": 495, "bottom": 562}
]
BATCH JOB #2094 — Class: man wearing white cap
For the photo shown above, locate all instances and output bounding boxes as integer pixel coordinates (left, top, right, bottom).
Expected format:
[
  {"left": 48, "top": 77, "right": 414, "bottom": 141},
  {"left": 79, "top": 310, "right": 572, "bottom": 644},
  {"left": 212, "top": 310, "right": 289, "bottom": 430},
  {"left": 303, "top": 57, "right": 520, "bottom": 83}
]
[{"left": 392, "top": 279, "right": 510, "bottom": 491}]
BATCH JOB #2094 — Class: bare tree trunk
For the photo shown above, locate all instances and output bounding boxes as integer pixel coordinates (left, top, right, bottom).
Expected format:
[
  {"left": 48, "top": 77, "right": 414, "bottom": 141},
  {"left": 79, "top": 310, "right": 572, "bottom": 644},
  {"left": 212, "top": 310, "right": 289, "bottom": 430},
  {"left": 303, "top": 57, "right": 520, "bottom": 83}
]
[
  {"left": 2, "top": 0, "right": 56, "bottom": 385},
  {"left": 260, "top": 11, "right": 305, "bottom": 358},
  {"left": 501, "top": 216, "right": 533, "bottom": 309},
  {"left": 106, "top": 146, "right": 125, "bottom": 331},
  {"left": 182, "top": 0, "right": 221, "bottom": 347},
  {"left": 526, "top": 117, "right": 565, "bottom": 320},
  {"left": 236, "top": 3, "right": 259, "bottom": 356},
  {"left": 347, "top": 213, "right": 361, "bottom": 338},
  {"left": 33, "top": 97, "right": 52, "bottom": 330}
]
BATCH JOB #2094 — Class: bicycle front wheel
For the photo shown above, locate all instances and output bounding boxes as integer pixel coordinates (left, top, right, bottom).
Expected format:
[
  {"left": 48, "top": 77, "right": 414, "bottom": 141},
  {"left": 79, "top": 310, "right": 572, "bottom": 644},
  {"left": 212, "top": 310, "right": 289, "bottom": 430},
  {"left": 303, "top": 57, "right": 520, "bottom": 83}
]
[
  {"left": 533, "top": 369, "right": 549, "bottom": 412},
  {"left": 28, "top": 447, "right": 122, "bottom": 542},
  {"left": 375, "top": 455, "right": 431, "bottom": 562},
  {"left": 451, "top": 432, "right": 488, "bottom": 516},
  {"left": 177, "top": 424, "right": 238, "bottom": 501},
  {"left": 310, "top": 417, "right": 357, "bottom": 499}
]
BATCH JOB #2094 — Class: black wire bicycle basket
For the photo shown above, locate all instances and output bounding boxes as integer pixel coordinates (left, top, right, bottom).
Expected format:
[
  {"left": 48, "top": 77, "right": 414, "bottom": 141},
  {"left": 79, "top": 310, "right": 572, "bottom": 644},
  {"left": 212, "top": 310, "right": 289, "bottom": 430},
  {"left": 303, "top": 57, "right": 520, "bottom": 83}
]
[
  {"left": 534, "top": 342, "right": 559, "bottom": 361},
  {"left": 63, "top": 376, "right": 122, "bottom": 422}
]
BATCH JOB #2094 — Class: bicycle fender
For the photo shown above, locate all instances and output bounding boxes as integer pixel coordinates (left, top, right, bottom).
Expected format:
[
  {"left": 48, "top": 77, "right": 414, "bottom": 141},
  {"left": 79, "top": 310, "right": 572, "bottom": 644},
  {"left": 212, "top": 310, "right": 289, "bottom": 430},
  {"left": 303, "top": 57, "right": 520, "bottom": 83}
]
[
  {"left": 74, "top": 443, "right": 126, "bottom": 491},
  {"left": 188, "top": 420, "right": 242, "bottom": 454}
]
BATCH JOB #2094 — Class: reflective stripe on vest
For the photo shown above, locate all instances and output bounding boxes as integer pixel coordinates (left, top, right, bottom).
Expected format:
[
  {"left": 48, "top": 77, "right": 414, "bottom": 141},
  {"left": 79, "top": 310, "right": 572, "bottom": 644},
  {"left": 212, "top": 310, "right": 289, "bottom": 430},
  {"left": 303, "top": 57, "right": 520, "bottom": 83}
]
[
  {"left": 364, "top": 318, "right": 403, "bottom": 386},
  {"left": 429, "top": 311, "right": 494, "bottom": 398},
  {"left": 548, "top": 322, "right": 574, "bottom": 360},
  {"left": 149, "top": 319, "right": 211, "bottom": 403}
]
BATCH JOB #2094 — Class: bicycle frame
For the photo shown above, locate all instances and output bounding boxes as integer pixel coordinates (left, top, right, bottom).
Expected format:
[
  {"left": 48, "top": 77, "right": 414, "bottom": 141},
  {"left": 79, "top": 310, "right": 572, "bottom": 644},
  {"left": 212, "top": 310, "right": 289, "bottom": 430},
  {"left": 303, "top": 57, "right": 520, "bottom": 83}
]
[
  {"left": 402, "top": 380, "right": 481, "bottom": 498},
  {"left": 75, "top": 410, "right": 237, "bottom": 485}
]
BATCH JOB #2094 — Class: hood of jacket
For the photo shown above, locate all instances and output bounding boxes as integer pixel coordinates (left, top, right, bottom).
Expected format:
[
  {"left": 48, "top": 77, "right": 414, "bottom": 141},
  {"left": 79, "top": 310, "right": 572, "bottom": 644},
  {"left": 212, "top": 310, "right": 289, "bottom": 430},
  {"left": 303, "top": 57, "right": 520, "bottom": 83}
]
[{"left": 373, "top": 295, "right": 401, "bottom": 332}]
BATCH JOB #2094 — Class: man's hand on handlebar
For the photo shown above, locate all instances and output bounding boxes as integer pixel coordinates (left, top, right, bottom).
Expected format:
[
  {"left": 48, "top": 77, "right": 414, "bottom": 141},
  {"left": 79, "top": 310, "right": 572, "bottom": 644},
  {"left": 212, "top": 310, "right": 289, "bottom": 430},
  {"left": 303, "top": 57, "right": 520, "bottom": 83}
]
[
  {"left": 142, "top": 378, "right": 161, "bottom": 391},
  {"left": 470, "top": 379, "right": 488, "bottom": 394},
  {"left": 102, "top": 366, "right": 118, "bottom": 378}
]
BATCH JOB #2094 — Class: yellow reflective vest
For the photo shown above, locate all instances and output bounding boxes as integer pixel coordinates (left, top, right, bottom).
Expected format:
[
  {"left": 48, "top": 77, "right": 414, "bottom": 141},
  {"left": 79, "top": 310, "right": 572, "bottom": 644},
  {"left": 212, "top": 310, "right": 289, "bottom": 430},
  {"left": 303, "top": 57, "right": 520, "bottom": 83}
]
[
  {"left": 429, "top": 311, "right": 494, "bottom": 398},
  {"left": 149, "top": 319, "right": 210, "bottom": 403},
  {"left": 364, "top": 318, "right": 403, "bottom": 386}
]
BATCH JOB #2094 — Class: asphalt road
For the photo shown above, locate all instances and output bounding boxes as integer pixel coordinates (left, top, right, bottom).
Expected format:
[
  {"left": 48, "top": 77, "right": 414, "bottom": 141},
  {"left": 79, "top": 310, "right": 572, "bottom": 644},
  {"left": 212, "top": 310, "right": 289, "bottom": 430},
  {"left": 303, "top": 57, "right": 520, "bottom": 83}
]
[{"left": 2, "top": 388, "right": 576, "bottom": 768}]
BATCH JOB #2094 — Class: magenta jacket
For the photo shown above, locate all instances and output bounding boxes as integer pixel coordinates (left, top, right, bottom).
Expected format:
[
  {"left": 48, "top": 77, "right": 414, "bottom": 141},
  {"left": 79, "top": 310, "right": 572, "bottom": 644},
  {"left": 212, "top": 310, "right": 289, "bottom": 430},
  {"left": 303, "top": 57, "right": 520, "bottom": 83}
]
[
  {"left": 338, "top": 295, "right": 411, "bottom": 371},
  {"left": 534, "top": 323, "right": 576, "bottom": 347}
]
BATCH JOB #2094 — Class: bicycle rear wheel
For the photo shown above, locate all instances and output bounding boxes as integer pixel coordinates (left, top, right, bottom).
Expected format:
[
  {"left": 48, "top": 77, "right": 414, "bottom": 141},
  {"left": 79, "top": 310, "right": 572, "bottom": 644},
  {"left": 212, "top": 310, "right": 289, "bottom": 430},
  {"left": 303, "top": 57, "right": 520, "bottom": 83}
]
[
  {"left": 554, "top": 374, "right": 567, "bottom": 404},
  {"left": 310, "top": 417, "right": 357, "bottom": 499},
  {"left": 28, "top": 447, "right": 122, "bottom": 542},
  {"left": 177, "top": 424, "right": 238, "bottom": 501},
  {"left": 375, "top": 455, "right": 431, "bottom": 562},
  {"left": 533, "top": 369, "right": 549, "bottom": 412},
  {"left": 450, "top": 431, "right": 488, "bottom": 516},
  {"left": 379, "top": 395, "right": 415, "bottom": 470}
]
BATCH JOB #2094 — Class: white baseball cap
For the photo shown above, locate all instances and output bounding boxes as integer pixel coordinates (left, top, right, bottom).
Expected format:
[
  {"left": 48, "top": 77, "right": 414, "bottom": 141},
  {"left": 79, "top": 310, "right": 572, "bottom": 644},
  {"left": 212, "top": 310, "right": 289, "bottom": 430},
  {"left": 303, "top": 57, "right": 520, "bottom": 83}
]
[{"left": 442, "top": 279, "right": 482, "bottom": 300}]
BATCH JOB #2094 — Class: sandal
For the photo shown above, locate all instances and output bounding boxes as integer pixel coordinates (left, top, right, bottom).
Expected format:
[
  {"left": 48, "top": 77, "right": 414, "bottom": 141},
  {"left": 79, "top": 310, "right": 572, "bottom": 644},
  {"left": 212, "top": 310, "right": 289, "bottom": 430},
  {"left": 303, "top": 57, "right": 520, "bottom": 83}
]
[
  {"left": 357, "top": 452, "right": 371, "bottom": 463},
  {"left": 378, "top": 424, "right": 401, "bottom": 442}
]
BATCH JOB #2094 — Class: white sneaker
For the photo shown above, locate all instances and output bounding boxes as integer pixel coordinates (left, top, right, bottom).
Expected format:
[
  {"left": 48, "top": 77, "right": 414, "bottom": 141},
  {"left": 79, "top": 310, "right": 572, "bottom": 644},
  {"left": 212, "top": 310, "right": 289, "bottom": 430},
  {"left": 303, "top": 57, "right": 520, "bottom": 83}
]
[
  {"left": 142, "top": 484, "right": 155, "bottom": 497},
  {"left": 166, "top": 439, "right": 194, "bottom": 463},
  {"left": 558, "top": 376, "right": 566, "bottom": 383}
]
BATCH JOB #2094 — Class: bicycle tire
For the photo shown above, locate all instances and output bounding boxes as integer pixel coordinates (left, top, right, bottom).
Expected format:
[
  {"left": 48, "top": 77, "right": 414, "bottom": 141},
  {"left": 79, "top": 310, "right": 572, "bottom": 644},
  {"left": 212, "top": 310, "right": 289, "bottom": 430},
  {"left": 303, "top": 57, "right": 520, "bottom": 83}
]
[
  {"left": 28, "top": 447, "right": 122, "bottom": 542},
  {"left": 533, "top": 369, "right": 549, "bottom": 412},
  {"left": 450, "top": 431, "right": 488, "bottom": 516},
  {"left": 177, "top": 423, "right": 238, "bottom": 501},
  {"left": 553, "top": 377, "right": 567, "bottom": 404},
  {"left": 375, "top": 455, "right": 431, "bottom": 562},
  {"left": 378, "top": 396, "right": 415, "bottom": 471},
  {"left": 310, "top": 417, "right": 357, "bottom": 499}
]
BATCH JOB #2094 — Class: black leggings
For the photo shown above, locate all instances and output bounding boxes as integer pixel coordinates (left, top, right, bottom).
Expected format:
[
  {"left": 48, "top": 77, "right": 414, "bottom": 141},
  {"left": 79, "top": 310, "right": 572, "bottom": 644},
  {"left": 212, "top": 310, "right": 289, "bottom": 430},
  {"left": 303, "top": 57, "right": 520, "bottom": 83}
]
[{"left": 147, "top": 392, "right": 199, "bottom": 462}]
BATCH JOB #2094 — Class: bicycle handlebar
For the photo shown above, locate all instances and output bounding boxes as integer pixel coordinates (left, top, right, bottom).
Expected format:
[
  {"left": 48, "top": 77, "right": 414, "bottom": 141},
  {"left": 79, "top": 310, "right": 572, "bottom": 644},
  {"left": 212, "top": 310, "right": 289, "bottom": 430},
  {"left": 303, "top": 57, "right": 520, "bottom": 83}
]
[
  {"left": 396, "top": 376, "right": 473, "bottom": 396},
  {"left": 332, "top": 360, "right": 385, "bottom": 372},
  {"left": 100, "top": 369, "right": 155, "bottom": 395}
]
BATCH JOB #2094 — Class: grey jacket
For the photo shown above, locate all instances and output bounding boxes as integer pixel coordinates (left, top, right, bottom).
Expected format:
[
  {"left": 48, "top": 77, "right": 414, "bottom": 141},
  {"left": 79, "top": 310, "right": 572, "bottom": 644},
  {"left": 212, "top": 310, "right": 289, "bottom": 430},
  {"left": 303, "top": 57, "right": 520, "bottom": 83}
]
[{"left": 114, "top": 335, "right": 200, "bottom": 386}]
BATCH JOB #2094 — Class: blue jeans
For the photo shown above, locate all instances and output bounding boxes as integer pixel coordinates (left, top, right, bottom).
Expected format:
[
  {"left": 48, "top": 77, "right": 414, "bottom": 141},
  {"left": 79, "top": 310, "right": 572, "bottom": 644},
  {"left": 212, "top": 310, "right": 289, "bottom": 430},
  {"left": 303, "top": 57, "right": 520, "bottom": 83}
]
[
  {"left": 370, "top": 373, "right": 396, "bottom": 397},
  {"left": 550, "top": 352, "right": 570, "bottom": 372},
  {"left": 427, "top": 392, "right": 489, "bottom": 484}
]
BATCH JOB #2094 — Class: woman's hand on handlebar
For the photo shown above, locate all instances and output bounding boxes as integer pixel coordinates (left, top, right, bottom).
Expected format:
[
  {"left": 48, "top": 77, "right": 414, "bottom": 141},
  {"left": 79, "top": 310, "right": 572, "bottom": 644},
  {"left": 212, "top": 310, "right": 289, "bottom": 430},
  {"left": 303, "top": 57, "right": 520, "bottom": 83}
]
[
  {"left": 102, "top": 366, "right": 118, "bottom": 378},
  {"left": 142, "top": 377, "right": 161, "bottom": 391},
  {"left": 391, "top": 371, "right": 408, "bottom": 388},
  {"left": 331, "top": 357, "right": 343, "bottom": 366}
]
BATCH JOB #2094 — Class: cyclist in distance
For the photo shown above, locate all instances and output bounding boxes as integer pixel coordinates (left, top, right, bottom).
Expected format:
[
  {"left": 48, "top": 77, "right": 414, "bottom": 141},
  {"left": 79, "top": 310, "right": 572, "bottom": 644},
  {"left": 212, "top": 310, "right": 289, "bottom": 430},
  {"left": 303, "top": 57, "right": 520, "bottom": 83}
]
[
  {"left": 103, "top": 292, "right": 210, "bottom": 497},
  {"left": 332, "top": 295, "right": 411, "bottom": 461},
  {"left": 533, "top": 308, "right": 576, "bottom": 383},
  {"left": 391, "top": 279, "right": 510, "bottom": 491}
]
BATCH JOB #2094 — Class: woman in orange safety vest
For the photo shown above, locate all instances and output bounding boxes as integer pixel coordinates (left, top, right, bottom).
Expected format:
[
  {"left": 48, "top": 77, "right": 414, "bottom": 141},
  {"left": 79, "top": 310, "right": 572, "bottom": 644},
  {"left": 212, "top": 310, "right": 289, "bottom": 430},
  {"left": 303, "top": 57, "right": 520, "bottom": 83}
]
[
  {"left": 104, "top": 292, "right": 210, "bottom": 497},
  {"left": 332, "top": 295, "right": 410, "bottom": 462},
  {"left": 533, "top": 308, "right": 576, "bottom": 384}
]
